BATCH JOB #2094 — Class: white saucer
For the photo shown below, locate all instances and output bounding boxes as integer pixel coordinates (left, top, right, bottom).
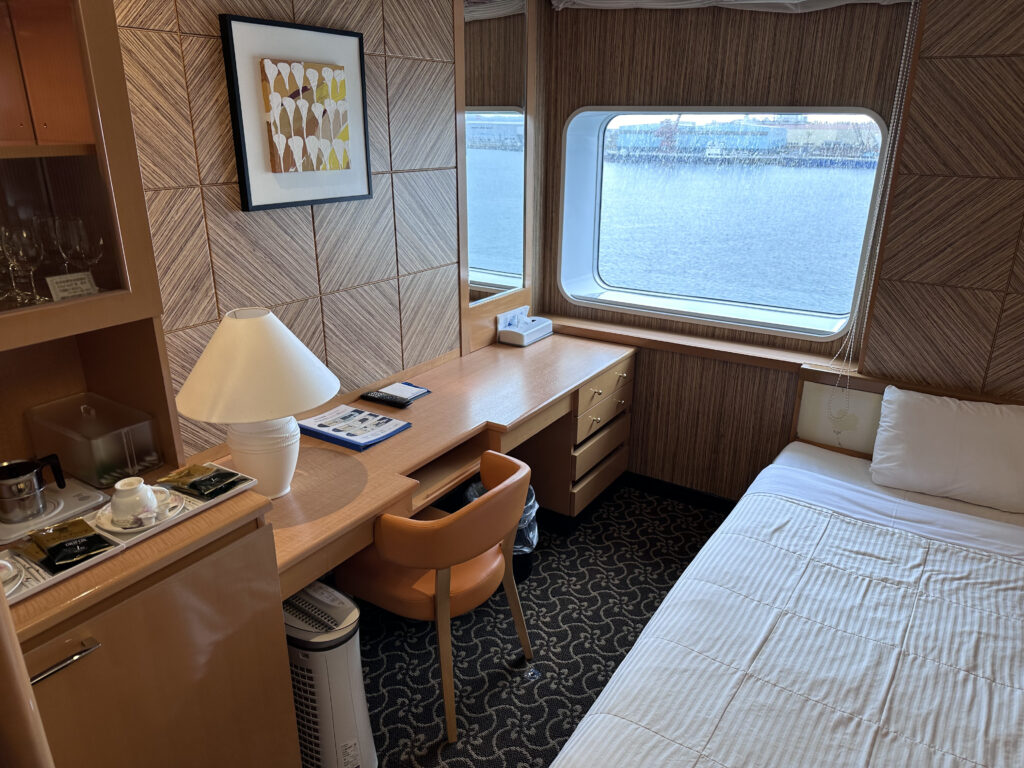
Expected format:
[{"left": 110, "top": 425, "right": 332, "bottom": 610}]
[
  {"left": 93, "top": 491, "right": 186, "bottom": 534},
  {"left": 1, "top": 558, "right": 24, "bottom": 597}
]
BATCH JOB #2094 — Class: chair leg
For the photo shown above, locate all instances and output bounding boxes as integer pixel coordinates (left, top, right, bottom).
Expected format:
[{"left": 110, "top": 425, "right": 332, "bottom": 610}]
[
  {"left": 501, "top": 537, "right": 533, "bottom": 661},
  {"left": 435, "top": 568, "right": 457, "bottom": 743}
]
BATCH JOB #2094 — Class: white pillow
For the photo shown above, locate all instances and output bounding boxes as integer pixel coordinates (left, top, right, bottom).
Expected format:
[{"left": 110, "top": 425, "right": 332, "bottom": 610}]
[{"left": 870, "top": 385, "right": 1024, "bottom": 514}]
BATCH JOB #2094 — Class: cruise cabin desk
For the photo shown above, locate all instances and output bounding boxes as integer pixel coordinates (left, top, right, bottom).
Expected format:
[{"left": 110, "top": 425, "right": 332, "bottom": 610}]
[{"left": 201, "top": 335, "right": 636, "bottom": 598}]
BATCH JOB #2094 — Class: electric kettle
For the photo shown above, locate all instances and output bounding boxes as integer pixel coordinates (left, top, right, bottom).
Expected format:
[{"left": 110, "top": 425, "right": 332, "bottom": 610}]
[{"left": 0, "top": 455, "right": 66, "bottom": 524}]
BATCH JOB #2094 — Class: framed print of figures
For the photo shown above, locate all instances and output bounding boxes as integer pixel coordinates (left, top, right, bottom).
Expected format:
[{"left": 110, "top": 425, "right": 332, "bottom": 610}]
[{"left": 220, "top": 15, "right": 372, "bottom": 211}]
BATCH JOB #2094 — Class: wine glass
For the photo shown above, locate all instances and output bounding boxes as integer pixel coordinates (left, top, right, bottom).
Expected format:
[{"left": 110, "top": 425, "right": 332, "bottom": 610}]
[
  {"left": 0, "top": 225, "right": 29, "bottom": 307},
  {"left": 55, "top": 217, "right": 85, "bottom": 274},
  {"left": 74, "top": 226, "right": 105, "bottom": 272},
  {"left": 12, "top": 225, "right": 48, "bottom": 304}
]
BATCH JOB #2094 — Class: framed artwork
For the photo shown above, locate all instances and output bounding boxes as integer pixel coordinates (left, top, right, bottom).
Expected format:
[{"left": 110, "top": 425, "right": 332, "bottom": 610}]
[{"left": 219, "top": 15, "right": 373, "bottom": 211}]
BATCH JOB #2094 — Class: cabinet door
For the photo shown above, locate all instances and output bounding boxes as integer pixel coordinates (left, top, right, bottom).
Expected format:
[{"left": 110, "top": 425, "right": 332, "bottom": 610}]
[
  {"left": 7, "top": 0, "right": 93, "bottom": 144},
  {"left": 24, "top": 526, "right": 300, "bottom": 768},
  {"left": 0, "top": 2, "right": 34, "bottom": 144}
]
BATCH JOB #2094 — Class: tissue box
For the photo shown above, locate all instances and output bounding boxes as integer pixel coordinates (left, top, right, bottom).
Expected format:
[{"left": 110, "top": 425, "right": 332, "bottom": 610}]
[{"left": 496, "top": 307, "right": 553, "bottom": 346}]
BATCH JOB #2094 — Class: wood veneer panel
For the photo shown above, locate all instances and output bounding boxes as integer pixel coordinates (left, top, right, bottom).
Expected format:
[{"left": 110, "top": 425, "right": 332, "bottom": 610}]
[
  {"left": 919, "top": 0, "right": 1024, "bottom": 58},
  {"left": 383, "top": 0, "right": 454, "bottom": 61},
  {"left": 181, "top": 34, "right": 236, "bottom": 185},
  {"left": 399, "top": 264, "right": 461, "bottom": 368},
  {"left": 273, "top": 296, "right": 326, "bottom": 363},
  {"left": 387, "top": 58, "right": 456, "bottom": 171},
  {"left": 0, "top": 2, "right": 34, "bottom": 144},
  {"left": 322, "top": 280, "right": 403, "bottom": 391},
  {"left": 984, "top": 294, "right": 1024, "bottom": 402},
  {"left": 114, "top": 0, "right": 178, "bottom": 31},
  {"left": 535, "top": 1, "right": 910, "bottom": 358},
  {"left": 118, "top": 27, "right": 199, "bottom": 189},
  {"left": 315, "top": 174, "right": 397, "bottom": 293},
  {"left": 899, "top": 56, "right": 1024, "bottom": 178},
  {"left": 294, "top": 0, "right": 384, "bottom": 54},
  {"left": 394, "top": 168, "right": 458, "bottom": 274},
  {"left": 175, "top": 0, "right": 292, "bottom": 37},
  {"left": 860, "top": 280, "right": 1003, "bottom": 392},
  {"left": 629, "top": 348, "right": 798, "bottom": 500},
  {"left": 145, "top": 186, "right": 218, "bottom": 332},
  {"left": 465, "top": 14, "right": 524, "bottom": 108},
  {"left": 879, "top": 175, "right": 1024, "bottom": 291},
  {"left": 1011, "top": 247, "right": 1024, "bottom": 294},
  {"left": 164, "top": 322, "right": 226, "bottom": 455},
  {"left": 202, "top": 184, "right": 318, "bottom": 310},
  {"left": 365, "top": 54, "right": 391, "bottom": 173}
]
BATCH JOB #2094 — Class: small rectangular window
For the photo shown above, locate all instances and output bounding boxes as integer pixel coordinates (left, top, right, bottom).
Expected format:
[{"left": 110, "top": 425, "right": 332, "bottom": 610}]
[{"left": 559, "top": 110, "right": 887, "bottom": 338}]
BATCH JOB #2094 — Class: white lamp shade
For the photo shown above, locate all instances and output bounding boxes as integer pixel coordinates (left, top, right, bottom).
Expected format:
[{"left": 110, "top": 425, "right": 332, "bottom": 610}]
[{"left": 176, "top": 307, "right": 340, "bottom": 424}]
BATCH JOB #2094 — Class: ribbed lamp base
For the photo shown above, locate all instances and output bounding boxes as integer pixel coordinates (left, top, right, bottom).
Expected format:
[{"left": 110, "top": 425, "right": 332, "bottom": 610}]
[{"left": 226, "top": 417, "right": 301, "bottom": 498}]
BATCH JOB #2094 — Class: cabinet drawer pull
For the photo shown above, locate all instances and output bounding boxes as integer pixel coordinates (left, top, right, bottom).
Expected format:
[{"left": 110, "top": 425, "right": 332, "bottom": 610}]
[
  {"left": 31, "top": 637, "right": 101, "bottom": 685},
  {"left": 617, "top": 400, "right": 626, "bottom": 406},
  {"left": 617, "top": 372, "right": 628, "bottom": 379},
  {"left": 590, "top": 388, "right": 603, "bottom": 396},
  {"left": 591, "top": 417, "right": 602, "bottom": 424}
]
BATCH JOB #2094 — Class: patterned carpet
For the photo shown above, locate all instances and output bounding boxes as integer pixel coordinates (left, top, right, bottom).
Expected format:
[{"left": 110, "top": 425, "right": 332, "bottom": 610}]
[{"left": 354, "top": 475, "right": 732, "bottom": 768}]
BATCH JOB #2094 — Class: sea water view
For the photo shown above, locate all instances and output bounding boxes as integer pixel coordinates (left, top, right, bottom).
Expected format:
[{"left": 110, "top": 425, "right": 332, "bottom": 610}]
[{"left": 467, "top": 113, "right": 882, "bottom": 316}]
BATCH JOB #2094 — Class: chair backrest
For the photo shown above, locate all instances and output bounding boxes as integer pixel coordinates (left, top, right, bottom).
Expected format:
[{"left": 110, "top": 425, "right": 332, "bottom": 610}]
[{"left": 374, "top": 451, "right": 531, "bottom": 570}]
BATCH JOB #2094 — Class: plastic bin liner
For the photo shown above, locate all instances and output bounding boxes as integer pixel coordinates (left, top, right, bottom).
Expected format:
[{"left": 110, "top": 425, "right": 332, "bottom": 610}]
[{"left": 465, "top": 482, "right": 539, "bottom": 555}]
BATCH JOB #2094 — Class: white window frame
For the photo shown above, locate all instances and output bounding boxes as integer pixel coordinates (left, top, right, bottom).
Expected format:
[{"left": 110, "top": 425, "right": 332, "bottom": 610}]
[{"left": 557, "top": 107, "right": 889, "bottom": 340}]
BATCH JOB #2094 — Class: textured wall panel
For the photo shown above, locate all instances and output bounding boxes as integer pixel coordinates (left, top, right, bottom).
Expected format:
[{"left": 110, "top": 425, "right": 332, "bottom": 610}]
[
  {"left": 323, "top": 281, "right": 404, "bottom": 390},
  {"left": 365, "top": 54, "right": 391, "bottom": 173},
  {"left": 175, "top": 0, "right": 293, "bottom": 36},
  {"left": 315, "top": 174, "right": 397, "bottom": 293},
  {"left": 165, "top": 323, "right": 227, "bottom": 455},
  {"left": 861, "top": 281, "right": 1003, "bottom": 392},
  {"left": 145, "top": 187, "right": 218, "bottom": 331},
  {"left": 900, "top": 57, "right": 1024, "bottom": 178},
  {"left": 203, "top": 185, "right": 319, "bottom": 309},
  {"left": 629, "top": 349, "right": 799, "bottom": 500},
  {"left": 465, "top": 14, "right": 524, "bottom": 108},
  {"left": 294, "top": 0, "right": 385, "bottom": 54},
  {"left": 399, "top": 264, "right": 460, "bottom": 368},
  {"left": 1011, "top": 249, "right": 1024, "bottom": 294},
  {"left": 384, "top": 0, "right": 454, "bottom": 61},
  {"left": 393, "top": 169, "right": 458, "bottom": 275},
  {"left": 114, "top": 0, "right": 178, "bottom": 31},
  {"left": 387, "top": 58, "right": 456, "bottom": 171},
  {"left": 879, "top": 175, "right": 1024, "bottom": 290},
  {"left": 919, "top": 0, "right": 1024, "bottom": 57},
  {"left": 182, "top": 35, "right": 237, "bottom": 185},
  {"left": 274, "top": 297, "right": 327, "bottom": 363},
  {"left": 119, "top": 28, "right": 199, "bottom": 189},
  {"left": 985, "top": 294, "right": 1024, "bottom": 400}
]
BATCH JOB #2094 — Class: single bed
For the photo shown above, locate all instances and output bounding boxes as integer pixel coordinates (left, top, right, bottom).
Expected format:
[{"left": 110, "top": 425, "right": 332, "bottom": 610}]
[{"left": 551, "top": 441, "right": 1024, "bottom": 767}]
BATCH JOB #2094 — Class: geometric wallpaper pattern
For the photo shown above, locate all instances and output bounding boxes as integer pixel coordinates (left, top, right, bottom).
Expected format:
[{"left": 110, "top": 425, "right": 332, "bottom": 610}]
[
  {"left": 114, "top": 0, "right": 461, "bottom": 454},
  {"left": 860, "top": 0, "right": 1024, "bottom": 401}
]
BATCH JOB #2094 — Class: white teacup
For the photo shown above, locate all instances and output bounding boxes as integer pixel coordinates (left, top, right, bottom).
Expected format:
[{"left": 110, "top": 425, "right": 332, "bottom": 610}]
[{"left": 111, "top": 477, "right": 169, "bottom": 528}]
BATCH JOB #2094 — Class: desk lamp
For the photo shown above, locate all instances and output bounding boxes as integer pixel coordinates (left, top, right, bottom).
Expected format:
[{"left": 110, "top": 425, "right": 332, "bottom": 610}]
[{"left": 175, "top": 307, "right": 340, "bottom": 498}]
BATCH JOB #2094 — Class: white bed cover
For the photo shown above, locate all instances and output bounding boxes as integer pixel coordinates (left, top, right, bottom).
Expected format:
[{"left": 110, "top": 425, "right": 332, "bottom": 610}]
[{"left": 551, "top": 442, "right": 1024, "bottom": 768}]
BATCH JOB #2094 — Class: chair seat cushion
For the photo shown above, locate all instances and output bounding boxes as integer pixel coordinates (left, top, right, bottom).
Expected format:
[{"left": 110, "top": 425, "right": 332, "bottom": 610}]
[{"left": 335, "top": 542, "right": 505, "bottom": 622}]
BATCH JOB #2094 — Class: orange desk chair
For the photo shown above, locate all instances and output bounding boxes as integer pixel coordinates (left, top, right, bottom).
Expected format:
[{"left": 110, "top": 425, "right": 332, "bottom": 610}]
[{"left": 334, "top": 450, "right": 534, "bottom": 743}]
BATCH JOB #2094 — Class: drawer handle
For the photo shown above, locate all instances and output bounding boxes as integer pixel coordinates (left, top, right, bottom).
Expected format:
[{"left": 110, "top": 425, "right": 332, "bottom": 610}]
[
  {"left": 590, "top": 388, "right": 603, "bottom": 396},
  {"left": 591, "top": 417, "right": 602, "bottom": 424},
  {"left": 31, "top": 637, "right": 101, "bottom": 685},
  {"left": 617, "top": 400, "right": 626, "bottom": 406},
  {"left": 617, "top": 372, "right": 628, "bottom": 379}
]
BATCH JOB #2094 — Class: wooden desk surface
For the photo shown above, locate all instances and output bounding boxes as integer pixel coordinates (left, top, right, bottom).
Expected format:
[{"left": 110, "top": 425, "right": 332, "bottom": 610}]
[{"left": 207, "top": 336, "right": 634, "bottom": 596}]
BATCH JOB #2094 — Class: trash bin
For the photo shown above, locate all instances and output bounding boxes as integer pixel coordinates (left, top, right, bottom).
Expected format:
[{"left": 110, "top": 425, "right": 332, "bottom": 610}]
[
  {"left": 284, "top": 582, "right": 378, "bottom": 768},
  {"left": 466, "top": 480, "right": 539, "bottom": 580}
]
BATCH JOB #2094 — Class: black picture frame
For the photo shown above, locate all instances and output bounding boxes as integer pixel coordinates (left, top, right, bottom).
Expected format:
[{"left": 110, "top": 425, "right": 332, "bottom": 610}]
[{"left": 219, "top": 14, "right": 373, "bottom": 211}]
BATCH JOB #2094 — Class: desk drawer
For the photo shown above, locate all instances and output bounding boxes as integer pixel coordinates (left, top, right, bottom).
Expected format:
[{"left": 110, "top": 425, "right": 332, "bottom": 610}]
[
  {"left": 575, "top": 356, "right": 634, "bottom": 414},
  {"left": 576, "top": 383, "right": 632, "bottom": 444},
  {"left": 570, "top": 445, "right": 628, "bottom": 516},
  {"left": 572, "top": 413, "right": 629, "bottom": 481}
]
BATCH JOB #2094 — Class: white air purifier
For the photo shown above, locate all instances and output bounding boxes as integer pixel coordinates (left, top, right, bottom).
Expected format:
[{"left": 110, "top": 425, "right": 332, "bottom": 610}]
[{"left": 284, "top": 582, "right": 378, "bottom": 768}]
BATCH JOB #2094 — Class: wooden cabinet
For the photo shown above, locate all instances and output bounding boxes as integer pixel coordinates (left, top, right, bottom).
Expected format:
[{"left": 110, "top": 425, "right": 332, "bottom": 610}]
[
  {"left": 0, "top": 3, "right": 34, "bottom": 145},
  {"left": 513, "top": 352, "right": 634, "bottom": 516},
  {"left": 19, "top": 523, "right": 301, "bottom": 768}
]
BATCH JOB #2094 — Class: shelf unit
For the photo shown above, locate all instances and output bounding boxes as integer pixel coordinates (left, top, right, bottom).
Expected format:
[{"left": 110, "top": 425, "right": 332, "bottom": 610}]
[{"left": 0, "top": 0, "right": 182, "bottom": 472}]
